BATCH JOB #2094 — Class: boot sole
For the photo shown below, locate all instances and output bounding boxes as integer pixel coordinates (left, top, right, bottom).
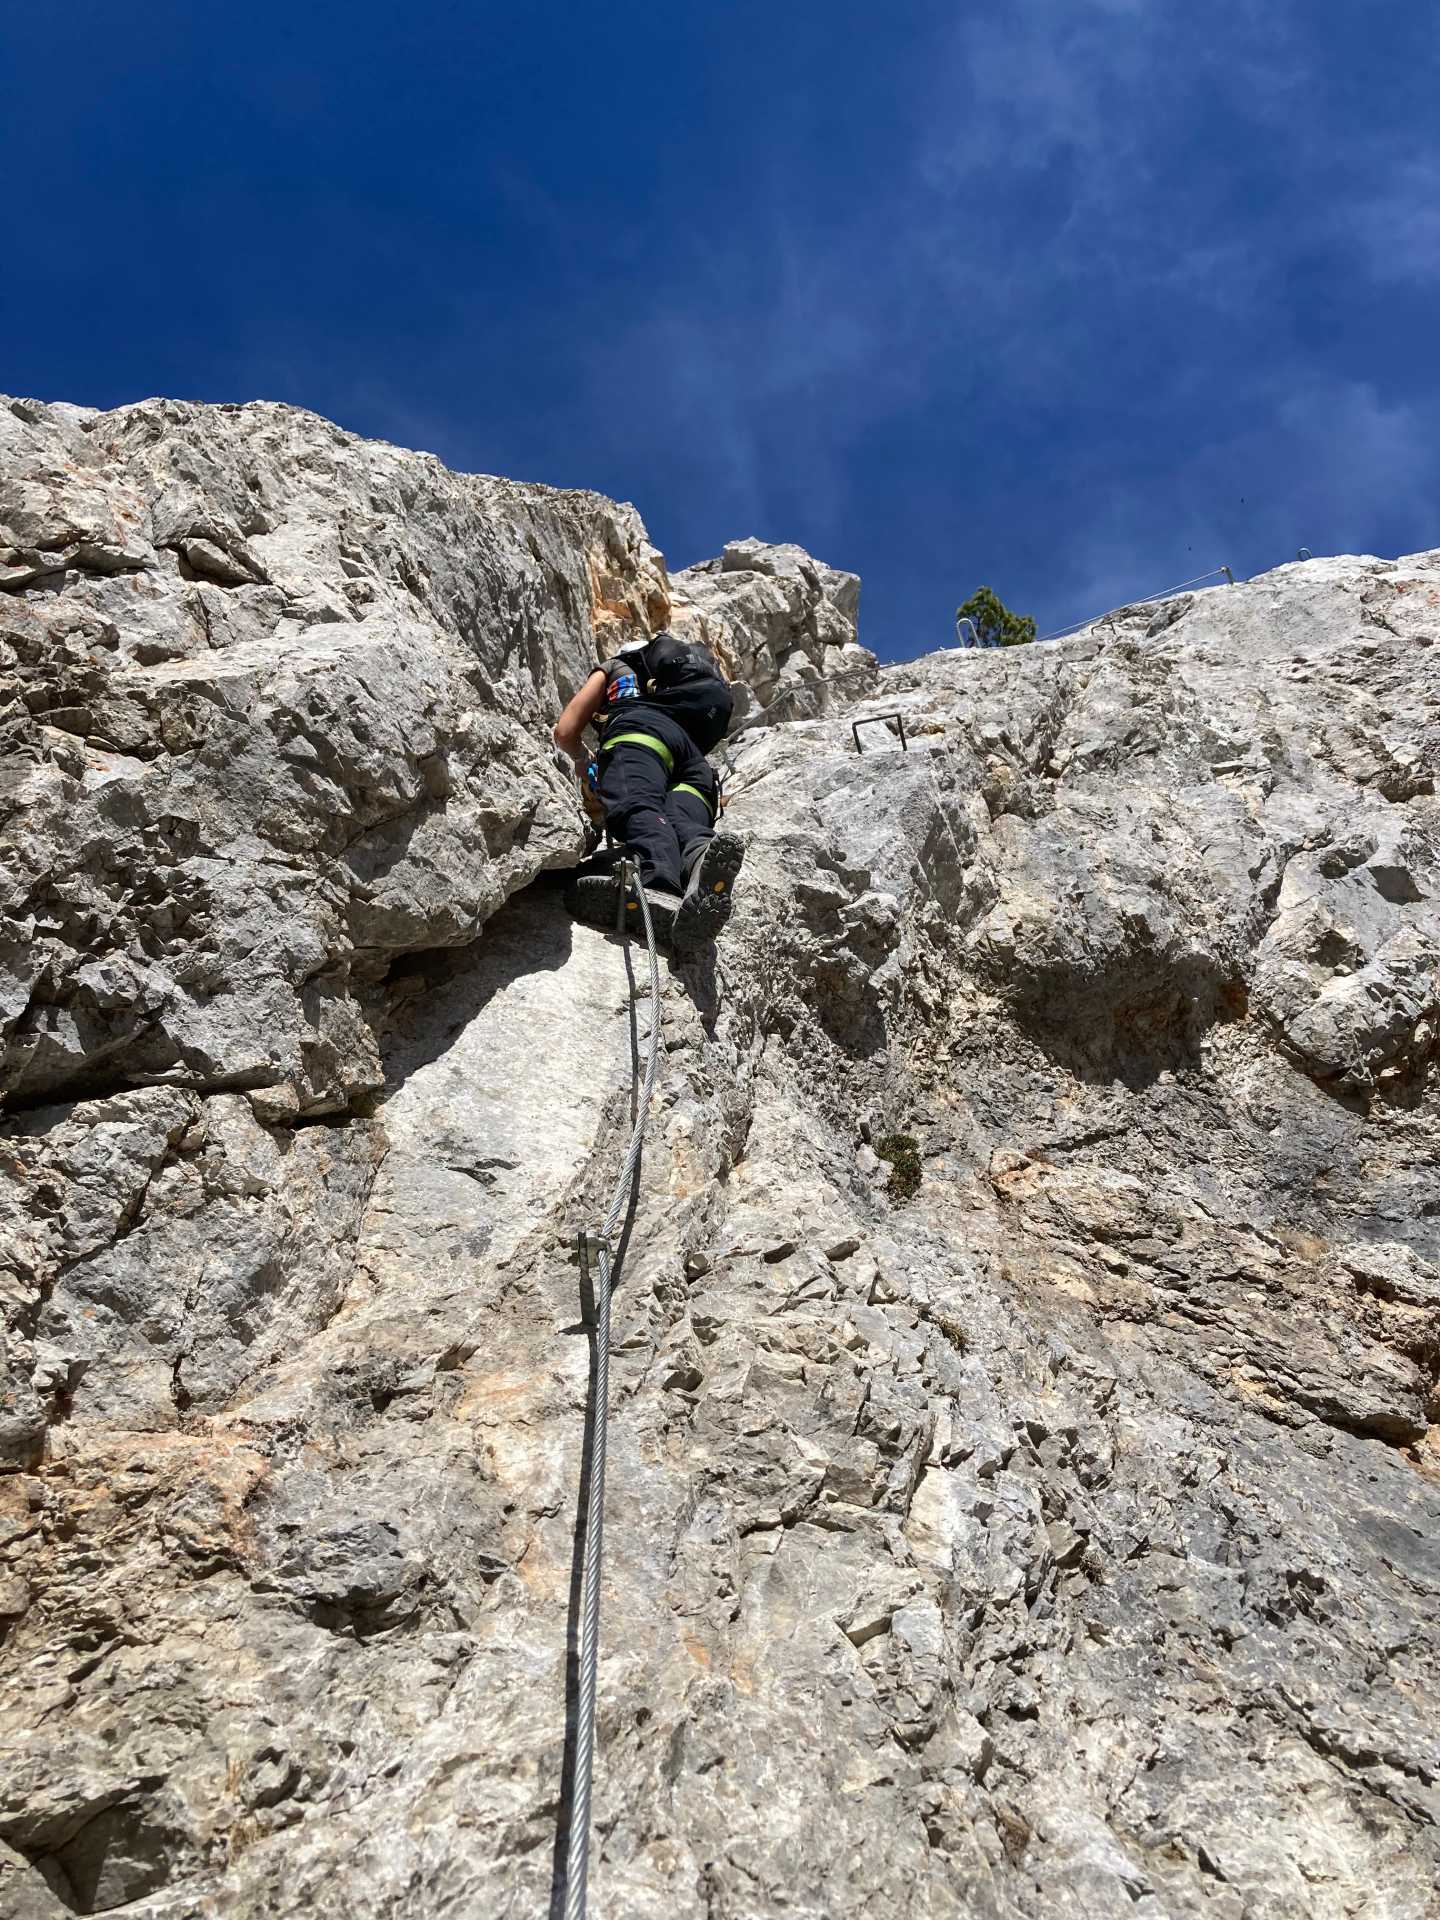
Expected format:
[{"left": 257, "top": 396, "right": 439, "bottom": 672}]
[
  {"left": 564, "top": 877, "right": 623, "bottom": 932},
  {"left": 674, "top": 835, "right": 745, "bottom": 950},
  {"left": 564, "top": 878, "right": 677, "bottom": 946}
]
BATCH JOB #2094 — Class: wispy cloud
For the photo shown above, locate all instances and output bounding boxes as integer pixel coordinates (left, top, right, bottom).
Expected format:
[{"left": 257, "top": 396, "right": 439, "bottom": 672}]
[
  {"left": 1344, "top": 156, "right": 1440, "bottom": 284},
  {"left": 189, "top": 0, "right": 1440, "bottom": 649},
  {"left": 1032, "top": 376, "right": 1440, "bottom": 632}
]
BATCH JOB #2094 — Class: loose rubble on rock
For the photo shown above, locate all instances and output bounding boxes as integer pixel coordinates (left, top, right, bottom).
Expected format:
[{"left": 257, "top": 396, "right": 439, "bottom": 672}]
[{"left": 2, "top": 396, "right": 1438, "bottom": 1918}]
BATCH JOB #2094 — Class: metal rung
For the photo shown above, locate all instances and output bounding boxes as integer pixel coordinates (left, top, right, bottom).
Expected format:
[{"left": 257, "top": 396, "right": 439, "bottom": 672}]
[{"left": 852, "top": 712, "right": 908, "bottom": 754}]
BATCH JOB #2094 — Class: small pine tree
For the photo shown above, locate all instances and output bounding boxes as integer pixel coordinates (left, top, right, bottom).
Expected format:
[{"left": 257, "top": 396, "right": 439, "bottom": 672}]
[{"left": 955, "top": 585, "right": 1036, "bottom": 649}]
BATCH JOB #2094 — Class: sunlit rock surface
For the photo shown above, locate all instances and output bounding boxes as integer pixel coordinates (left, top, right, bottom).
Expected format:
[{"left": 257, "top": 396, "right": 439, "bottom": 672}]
[
  {"left": 672, "top": 535, "right": 875, "bottom": 722},
  {"left": 2, "top": 397, "right": 1438, "bottom": 1918}
]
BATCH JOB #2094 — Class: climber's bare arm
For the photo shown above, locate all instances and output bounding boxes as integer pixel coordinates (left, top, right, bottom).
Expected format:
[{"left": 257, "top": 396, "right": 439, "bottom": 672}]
[{"left": 553, "top": 670, "right": 608, "bottom": 769}]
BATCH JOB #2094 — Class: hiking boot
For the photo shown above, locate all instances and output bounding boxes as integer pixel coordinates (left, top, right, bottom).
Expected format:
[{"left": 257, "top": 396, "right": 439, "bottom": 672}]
[
  {"left": 674, "top": 832, "right": 745, "bottom": 950},
  {"left": 564, "top": 872, "right": 681, "bottom": 947},
  {"left": 637, "top": 887, "right": 682, "bottom": 946}
]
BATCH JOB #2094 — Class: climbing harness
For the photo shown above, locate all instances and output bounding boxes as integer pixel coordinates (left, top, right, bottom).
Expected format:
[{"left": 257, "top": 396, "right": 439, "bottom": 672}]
[
  {"left": 598, "top": 728, "right": 676, "bottom": 773},
  {"left": 562, "top": 858, "right": 664, "bottom": 1920}
]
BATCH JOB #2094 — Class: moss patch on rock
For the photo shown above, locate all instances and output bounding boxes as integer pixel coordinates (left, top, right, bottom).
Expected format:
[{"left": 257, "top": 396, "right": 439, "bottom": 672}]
[{"left": 875, "top": 1132, "right": 922, "bottom": 1201}]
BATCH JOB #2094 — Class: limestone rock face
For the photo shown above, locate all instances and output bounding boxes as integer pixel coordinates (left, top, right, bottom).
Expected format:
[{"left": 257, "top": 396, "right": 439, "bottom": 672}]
[
  {"left": 3, "top": 398, "right": 1440, "bottom": 1920},
  {"left": 0, "top": 396, "right": 671, "bottom": 1115},
  {"left": 672, "top": 535, "right": 876, "bottom": 722}
]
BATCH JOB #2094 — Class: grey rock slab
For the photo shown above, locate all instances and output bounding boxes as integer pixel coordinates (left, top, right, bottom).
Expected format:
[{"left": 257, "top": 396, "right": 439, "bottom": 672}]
[
  {"left": 0, "top": 393, "right": 693, "bottom": 1113},
  {"left": 361, "top": 879, "right": 657, "bottom": 1282},
  {"left": 3, "top": 402, "right": 1440, "bottom": 1919}
]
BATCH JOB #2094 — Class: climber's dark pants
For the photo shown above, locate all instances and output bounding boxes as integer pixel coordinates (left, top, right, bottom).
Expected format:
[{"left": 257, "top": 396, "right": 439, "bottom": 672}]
[{"left": 596, "top": 705, "right": 719, "bottom": 894}]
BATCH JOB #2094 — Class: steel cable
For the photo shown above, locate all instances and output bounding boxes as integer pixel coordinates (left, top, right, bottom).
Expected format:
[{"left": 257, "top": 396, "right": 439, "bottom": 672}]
[
  {"left": 563, "top": 870, "right": 663, "bottom": 1920},
  {"left": 1033, "top": 566, "right": 1235, "bottom": 645}
]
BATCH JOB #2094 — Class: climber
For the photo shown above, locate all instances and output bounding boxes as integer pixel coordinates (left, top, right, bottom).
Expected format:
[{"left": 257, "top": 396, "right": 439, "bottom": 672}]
[{"left": 553, "top": 630, "right": 744, "bottom": 949}]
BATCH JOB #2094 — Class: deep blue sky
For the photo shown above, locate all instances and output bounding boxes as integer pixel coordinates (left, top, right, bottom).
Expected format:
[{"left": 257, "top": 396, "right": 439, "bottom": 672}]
[{"left": 4, "top": 2, "right": 1438, "bottom": 658}]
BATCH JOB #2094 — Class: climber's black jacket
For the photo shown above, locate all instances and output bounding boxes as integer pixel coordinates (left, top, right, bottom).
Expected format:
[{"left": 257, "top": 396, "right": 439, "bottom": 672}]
[{"left": 596, "top": 632, "right": 733, "bottom": 754}]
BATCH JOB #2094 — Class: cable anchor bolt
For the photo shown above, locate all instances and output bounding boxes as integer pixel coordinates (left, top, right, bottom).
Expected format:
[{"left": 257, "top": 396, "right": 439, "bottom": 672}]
[
  {"left": 614, "top": 857, "right": 636, "bottom": 934},
  {"left": 576, "top": 1229, "right": 613, "bottom": 1326}
]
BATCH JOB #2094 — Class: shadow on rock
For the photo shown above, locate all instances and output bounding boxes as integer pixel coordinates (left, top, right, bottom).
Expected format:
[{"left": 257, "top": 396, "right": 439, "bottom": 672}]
[{"left": 377, "top": 873, "right": 579, "bottom": 1094}]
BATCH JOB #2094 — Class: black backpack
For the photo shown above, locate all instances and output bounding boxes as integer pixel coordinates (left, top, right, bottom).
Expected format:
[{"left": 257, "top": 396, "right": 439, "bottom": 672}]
[{"left": 638, "top": 633, "right": 734, "bottom": 752}]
